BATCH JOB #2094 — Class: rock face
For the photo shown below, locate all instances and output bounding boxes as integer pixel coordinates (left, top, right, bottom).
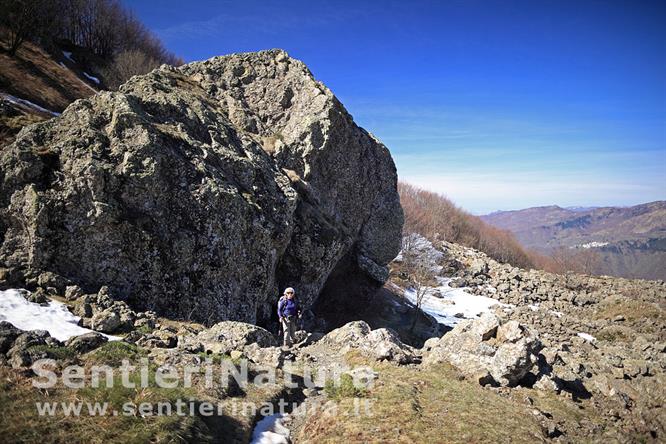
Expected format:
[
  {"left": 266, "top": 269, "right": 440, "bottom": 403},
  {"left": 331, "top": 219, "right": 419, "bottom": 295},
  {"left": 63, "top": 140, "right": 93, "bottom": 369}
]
[
  {"left": 423, "top": 313, "right": 541, "bottom": 386},
  {"left": 0, "top": 49, "right": 403, "bottom": 324}
]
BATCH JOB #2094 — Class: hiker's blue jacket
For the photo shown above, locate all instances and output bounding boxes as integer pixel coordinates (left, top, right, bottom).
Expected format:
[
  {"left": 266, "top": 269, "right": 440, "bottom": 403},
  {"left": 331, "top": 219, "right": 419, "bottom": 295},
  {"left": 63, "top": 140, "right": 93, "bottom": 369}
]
[{"left": 278, "top": 297, "right": 299, "bottom": 317}]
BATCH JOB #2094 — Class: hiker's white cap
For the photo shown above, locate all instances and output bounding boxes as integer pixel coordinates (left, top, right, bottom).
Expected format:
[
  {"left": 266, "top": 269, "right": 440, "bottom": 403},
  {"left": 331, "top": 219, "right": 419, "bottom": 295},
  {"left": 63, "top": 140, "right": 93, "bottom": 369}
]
[{"left": 284, "top": 287, "right": 295, "bottom": 294}]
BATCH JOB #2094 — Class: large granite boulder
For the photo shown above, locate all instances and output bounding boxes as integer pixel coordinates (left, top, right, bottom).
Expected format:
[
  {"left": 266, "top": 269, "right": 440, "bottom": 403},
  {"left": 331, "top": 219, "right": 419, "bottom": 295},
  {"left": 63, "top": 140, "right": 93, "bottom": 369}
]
[{"left": 0, "top": 49, "right": 403, "bottom": 324}]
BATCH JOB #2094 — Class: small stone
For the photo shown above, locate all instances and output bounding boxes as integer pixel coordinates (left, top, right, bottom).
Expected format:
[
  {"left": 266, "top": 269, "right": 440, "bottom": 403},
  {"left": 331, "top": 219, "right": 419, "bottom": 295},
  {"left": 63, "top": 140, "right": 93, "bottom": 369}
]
[
  {"left": 91, "top": 309, "right": 121, "bottom": 333},
  {"left": 65, "top": 285, "right": 84, "bottom": 301}
]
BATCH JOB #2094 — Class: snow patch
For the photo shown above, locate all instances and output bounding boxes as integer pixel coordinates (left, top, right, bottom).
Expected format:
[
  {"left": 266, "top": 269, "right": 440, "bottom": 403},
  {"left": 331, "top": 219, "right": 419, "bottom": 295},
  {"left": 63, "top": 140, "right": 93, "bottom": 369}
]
[
  {"left": 395, "top": 234, "right": 444, "bottom": 271},
  {"left": 62, "top": 50, "right": 74, "bottom": 62},
  {"left": 404, "top": 277, "right": 502, "bottom": 327},
  {"left": 577, "top": 242, "right": 609, "bottom": 249},
  {"left": 577, "top": 332, "right": 596, "bottom": 343},
  {"left": 250, "top": 413, "right": 290, "bottom": 444},
  {"left": 0, "top": 289, "right": 119, "bottom": 342},
  {"left": 1, "top": 93, "right": 60, "bottom": 116},
  {"left": 83, "top": 72, "right": 100, "bottom": 84}
]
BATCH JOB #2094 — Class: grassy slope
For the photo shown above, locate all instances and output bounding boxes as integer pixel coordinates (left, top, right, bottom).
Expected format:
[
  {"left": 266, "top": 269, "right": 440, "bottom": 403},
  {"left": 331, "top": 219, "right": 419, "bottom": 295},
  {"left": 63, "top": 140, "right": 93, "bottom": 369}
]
[
  {"left": 295, "top": 355, "right": 607, "bottom": 443},
  {"left": 0, "top": 38, "right": 96, "bottom": 112},
  {"left": 296, "top": 362, "right": 542, "bottom": 443},
  {"left": 0, "top": 37, "right": 96, "bottom": 146},
  {"left": 0, "top": 340, "right": 286, "bottom": 444}
]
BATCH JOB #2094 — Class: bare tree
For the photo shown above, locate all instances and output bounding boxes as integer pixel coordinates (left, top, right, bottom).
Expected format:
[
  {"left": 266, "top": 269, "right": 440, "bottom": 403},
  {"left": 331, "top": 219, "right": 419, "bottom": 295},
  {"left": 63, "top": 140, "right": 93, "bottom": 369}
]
[
  {"left": 0, "top": 0, "right": 50, "bottom": 55},
  {"left": 401, "top": 234, "right": 436, "bottom": 332},
  {"left": 102, "top": 49, "right": 160, "bottom": 89},
  {"left": 398, "top": 182, "right": 533, "bottom": 269},
  {"left": 573, "top": 248, "right": 601, "bottom": 275}
]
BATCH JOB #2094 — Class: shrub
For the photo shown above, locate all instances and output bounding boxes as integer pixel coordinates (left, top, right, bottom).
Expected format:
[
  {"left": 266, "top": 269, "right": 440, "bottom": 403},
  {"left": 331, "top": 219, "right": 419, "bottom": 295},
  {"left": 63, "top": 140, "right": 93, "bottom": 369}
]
[{"left": 324, "top": 373, "right": 367, "bottom": 400}]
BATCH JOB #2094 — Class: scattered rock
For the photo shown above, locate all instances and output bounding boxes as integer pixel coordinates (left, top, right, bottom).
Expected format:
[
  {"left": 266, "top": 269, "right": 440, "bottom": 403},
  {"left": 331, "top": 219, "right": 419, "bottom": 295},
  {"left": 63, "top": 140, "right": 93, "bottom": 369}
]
[
  {"left": 322, "top": 321, "right": 371, "bottom": 348},
  {"left": 182, "top": 321, "right": 276, "bottom": 355},
  {"left": 64, "top": 285, "right": 84, "bottom": 301},
  {"left": 423, "top": 313, "right": 541, "bottom": 386},
  {"left": 469, "top": 258, "right": 489, "bottom": 277},
  {"left": 323, "top": 321, "right": 417, "bottom": 364},
  {"left": 0, "top": 321, "right": 21, "bottom": 354},
  {"left": 6, "top": 330, "right": 55, "bottom": 368},
  {"left": 65, "top": 332, "right": 108, "bottom": 353},
  {"left": 91, "top": 309, "right": 121, "bottom": 333},
  {"left": 134, "top": 318, "right": 156, "bottom": 331},
  {"left": 36, "top": 272, "right": 71, "bottom": 293},
  {"left": 244, "top": 344, "right": 286, "bottom": 367},
  {"left": 24, "top": 288, "right": 49, "bottom": 304}
]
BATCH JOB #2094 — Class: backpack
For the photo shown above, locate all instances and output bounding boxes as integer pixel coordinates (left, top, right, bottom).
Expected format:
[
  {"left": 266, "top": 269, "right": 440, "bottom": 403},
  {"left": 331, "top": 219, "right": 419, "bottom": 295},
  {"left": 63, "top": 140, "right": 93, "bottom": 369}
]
[
  {"left": 277, "top": 295, "right": 285, "bottom": 317},
  {"left": 277, "top": 295, "right": 298, "bottom": 318}
]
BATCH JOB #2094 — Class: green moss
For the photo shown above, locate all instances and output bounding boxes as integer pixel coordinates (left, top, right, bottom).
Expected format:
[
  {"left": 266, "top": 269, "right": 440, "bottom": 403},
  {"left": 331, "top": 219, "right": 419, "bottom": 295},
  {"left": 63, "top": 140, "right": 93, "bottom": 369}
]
[
  {"left": 135, "top": 324, "right": 153, "bottom": 335},
  {"left": 324, "top": 373, "right": 367, "bottom": 400},
  {"left": 27, "top": 344, "right": 77, "bottom": 361},
  {"left": 86, "top": 341, "right": 147, "bottom": 366}
]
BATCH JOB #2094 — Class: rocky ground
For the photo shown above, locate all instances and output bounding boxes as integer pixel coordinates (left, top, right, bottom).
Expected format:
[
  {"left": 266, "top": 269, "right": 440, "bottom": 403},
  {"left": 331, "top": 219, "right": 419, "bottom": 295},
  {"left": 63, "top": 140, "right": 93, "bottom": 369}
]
[
  {"left": 1, "top": 235, "right": 664, "bottom": 443},
  {"left": 0, "top": 44, "right": 661, "bottom": 443},
  {"left": 400, "top": 236, "right": 665, "bottom": 441}
]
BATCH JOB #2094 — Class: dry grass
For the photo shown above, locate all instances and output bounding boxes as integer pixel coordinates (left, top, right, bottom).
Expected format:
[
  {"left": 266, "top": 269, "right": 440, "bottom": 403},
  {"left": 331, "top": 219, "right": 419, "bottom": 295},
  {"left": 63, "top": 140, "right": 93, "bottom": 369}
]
[
  {"left": 297, "top": 360, "right": 548, "bottom": 443},
  {"left": 592, "top": 295, "right": 664, "bottom": 335},
  {"left": 0, "top": 36, "right": 95, "bottom": 113},
  {"left": 0, "top": 111, "right": 46, "bottom": 146},
  {"left": 0, "top": 365, "right": 211, "bottom": 444},
  {"left": 0, "top": 338, "right": 290, "bottom": 443}
]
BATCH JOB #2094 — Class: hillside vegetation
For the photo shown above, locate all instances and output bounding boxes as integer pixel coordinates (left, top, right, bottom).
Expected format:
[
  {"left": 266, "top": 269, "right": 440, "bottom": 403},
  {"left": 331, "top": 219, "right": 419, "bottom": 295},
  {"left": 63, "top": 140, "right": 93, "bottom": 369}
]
[
  {"left": 399, "top": 182, "right": 535, "bottom": 269},
  {"left": 399, "top": 183, "right": 627, "bottom": 277},
  {"left": 0, "top": 0, "right": 182, "bottom": 146}
]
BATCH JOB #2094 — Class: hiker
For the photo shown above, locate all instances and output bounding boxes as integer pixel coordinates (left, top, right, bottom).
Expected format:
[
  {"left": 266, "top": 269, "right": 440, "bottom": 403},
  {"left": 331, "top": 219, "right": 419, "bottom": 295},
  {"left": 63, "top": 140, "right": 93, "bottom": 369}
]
[{"left": 278, "top": 287, "right": 301, "bottom": 347}]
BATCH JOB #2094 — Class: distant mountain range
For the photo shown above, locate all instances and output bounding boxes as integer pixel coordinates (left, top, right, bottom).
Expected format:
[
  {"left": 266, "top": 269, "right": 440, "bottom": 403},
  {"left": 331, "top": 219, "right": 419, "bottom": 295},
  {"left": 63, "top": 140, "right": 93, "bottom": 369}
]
[{"left": 481, "top": 202, "right": 666, "bottom": 281}]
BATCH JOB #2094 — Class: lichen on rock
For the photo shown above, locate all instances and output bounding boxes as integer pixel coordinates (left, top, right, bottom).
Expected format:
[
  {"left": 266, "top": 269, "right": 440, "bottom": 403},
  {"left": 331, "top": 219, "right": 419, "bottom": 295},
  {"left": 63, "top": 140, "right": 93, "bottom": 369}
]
[{"left": 0, "top": 49, "right": 403, "bottom": 324}]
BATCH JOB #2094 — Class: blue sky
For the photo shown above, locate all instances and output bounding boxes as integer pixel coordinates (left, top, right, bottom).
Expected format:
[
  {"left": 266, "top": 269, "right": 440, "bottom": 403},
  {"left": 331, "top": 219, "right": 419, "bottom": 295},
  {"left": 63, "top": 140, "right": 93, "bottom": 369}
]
[{"left": 124, "top": 0, "right": 665, "bottom": 214}]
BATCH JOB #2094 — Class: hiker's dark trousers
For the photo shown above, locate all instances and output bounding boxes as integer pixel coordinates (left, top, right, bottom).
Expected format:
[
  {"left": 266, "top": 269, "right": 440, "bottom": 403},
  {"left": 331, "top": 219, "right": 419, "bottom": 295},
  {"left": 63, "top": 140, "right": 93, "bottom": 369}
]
[{"left": 281, "top": 316, "right": 297, "bottom": 346}]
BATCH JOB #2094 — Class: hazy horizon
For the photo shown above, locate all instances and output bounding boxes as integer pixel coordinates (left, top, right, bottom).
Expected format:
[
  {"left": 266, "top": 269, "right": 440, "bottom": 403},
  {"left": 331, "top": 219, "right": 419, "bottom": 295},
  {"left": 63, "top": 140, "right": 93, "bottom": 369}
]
[
  {"left": 125, "top": 0, "right": 666, "bottom": 215},
  {"left": 472, "top": 200, "right": 665, "bottom": 216}
]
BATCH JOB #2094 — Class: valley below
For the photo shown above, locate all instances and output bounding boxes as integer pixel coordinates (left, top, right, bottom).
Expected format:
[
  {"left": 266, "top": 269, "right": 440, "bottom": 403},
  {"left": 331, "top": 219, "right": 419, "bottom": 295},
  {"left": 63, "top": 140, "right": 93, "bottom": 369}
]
[{"left": 482, "top": 203, "right": 666, "bottom": 281}]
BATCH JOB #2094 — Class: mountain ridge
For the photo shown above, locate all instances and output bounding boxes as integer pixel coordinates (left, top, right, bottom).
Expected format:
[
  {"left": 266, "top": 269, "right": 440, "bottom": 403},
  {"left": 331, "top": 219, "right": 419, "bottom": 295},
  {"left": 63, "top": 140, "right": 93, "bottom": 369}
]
[{"left": 481, "top": 201, "right": 666, "bottom": 280}]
